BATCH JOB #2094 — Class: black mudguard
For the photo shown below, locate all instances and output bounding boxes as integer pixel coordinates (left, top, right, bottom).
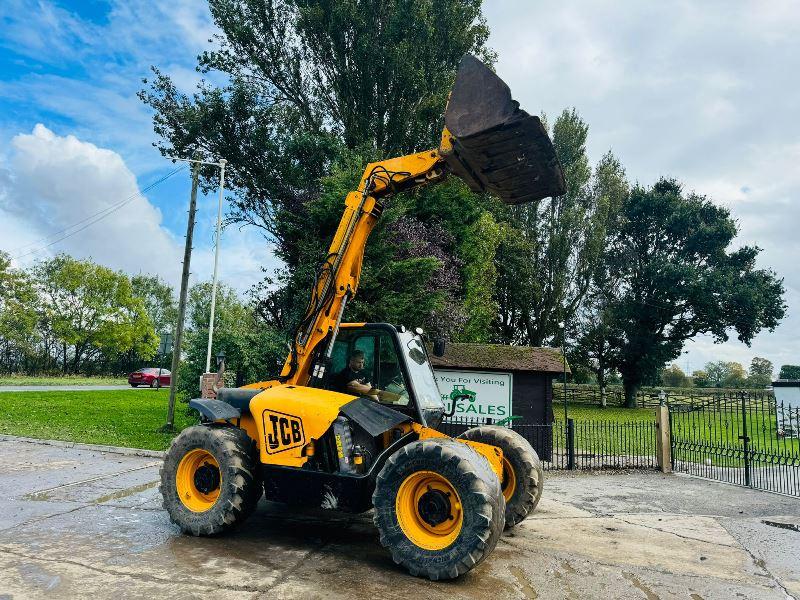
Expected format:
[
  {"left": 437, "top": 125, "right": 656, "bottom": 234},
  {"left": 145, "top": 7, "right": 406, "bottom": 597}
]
[{"left": 188, "top": 398, "right": 241, "bottom": 422}]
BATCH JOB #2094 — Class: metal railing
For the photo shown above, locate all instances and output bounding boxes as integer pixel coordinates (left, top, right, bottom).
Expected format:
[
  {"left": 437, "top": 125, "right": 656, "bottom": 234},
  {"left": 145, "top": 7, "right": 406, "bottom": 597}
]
[
  {"left": 670, "top": 395, "right": 800, "bottom": 497},
  {"left": 439, "top": 416, "right": 658, "bottom": 471}
]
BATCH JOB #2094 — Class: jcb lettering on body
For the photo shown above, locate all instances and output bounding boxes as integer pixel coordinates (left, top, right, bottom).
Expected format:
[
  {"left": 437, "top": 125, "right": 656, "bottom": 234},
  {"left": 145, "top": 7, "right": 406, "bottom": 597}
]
[{"left": 262, "top": 410, "right": 306, "bottom": 454}]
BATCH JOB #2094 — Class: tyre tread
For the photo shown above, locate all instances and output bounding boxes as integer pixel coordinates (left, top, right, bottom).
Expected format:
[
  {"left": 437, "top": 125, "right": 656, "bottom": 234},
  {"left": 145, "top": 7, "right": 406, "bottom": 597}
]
[{"left": 160, "top": 425, "right": 262, "bottom": 536}]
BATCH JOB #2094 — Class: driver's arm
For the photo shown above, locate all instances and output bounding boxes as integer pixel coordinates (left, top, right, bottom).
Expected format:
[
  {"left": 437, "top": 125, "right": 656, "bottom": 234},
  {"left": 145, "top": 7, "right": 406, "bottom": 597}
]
[{"left": 345, "top": 380, "right": 375, "bottom": 396}]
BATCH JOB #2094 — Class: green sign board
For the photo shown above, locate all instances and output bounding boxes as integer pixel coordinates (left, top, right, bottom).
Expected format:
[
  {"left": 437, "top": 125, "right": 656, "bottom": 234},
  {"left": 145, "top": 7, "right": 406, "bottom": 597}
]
[{"left": 433, "top": 369, "right": 513, "bottom": 422}]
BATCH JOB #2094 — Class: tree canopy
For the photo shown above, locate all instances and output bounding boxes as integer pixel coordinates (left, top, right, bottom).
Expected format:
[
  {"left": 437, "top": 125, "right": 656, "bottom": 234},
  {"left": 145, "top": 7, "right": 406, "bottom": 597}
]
[
  {"left": 140, "top": 0, "right": 499, "bottom": 339},
  {"left": 32, "top": 256, "right": 158, "bottom": 373},
  {"left": 602, "top": 179, "right": 785, "bottom": 406}
]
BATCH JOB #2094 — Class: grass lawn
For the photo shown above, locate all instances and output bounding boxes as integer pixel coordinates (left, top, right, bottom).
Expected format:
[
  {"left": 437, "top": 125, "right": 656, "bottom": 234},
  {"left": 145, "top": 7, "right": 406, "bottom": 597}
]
[
  {"left": 555, "top": 402, "right": 654, "bottom": 423},
  {"left": 0, "top": 389, "right": 196, "bottom": 450},
  {"left": 545, "top": 402, "right": 798, "bottom": 466},
  {"left": 543, "top": 403, "right": 656, "bottom": 457},
  {"left": 0, "top": 375, "right": 128, "bottom": 386}
]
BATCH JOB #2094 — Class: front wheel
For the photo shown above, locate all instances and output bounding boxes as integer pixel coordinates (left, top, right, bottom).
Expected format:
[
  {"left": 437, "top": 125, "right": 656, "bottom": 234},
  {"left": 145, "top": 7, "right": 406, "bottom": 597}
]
[
  {"left": 458, "top": 425, "right": 543, "bottom": 527},
  {"left": 160, "top": 426, "right": 262, "bottom": 536},
  {"left": 373, "top": 439, "right": 505, "bottom": 580}
]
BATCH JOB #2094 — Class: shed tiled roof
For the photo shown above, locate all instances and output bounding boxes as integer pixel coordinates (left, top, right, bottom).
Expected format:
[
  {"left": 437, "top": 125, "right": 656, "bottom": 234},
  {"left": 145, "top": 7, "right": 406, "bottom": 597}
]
[{"left": 429, "top": 343, "right": 569, "bottom": 374}]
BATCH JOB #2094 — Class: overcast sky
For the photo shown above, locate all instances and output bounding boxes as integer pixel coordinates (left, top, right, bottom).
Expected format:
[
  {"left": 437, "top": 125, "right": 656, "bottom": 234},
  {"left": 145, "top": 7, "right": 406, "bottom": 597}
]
[{"left": 0, "top": 0, "right": 798, "bottom": 376}]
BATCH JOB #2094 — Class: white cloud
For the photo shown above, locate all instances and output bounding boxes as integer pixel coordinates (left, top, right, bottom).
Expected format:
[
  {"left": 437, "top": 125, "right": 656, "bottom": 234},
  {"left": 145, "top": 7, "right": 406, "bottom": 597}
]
[
  {"left": 0, "top": 124, "right": 182, "bottom": 281},
  {"left": 0, "top": 124, "right": 280, "bottom": 297}
]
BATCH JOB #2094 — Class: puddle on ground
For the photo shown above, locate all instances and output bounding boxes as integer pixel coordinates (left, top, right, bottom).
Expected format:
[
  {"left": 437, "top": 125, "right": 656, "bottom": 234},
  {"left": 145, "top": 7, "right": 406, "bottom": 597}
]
[
  {"left": 622, "top": 572, "right": 659, "bottom": 600},
  {"left": 93, "top": 480, "right": 159, "bottom": 504},
  {"left": 509, "top": 565, "right": 538, "bottom": 599},
  {"left": 560, "top": 560, "right": 576, "bottom": 574}
]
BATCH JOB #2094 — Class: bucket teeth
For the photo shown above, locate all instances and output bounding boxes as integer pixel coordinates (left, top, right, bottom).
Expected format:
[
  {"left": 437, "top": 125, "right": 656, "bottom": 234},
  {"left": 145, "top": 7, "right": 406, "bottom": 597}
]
[{"left": 444, "top": 55, "right": 566, "bottom": 204}]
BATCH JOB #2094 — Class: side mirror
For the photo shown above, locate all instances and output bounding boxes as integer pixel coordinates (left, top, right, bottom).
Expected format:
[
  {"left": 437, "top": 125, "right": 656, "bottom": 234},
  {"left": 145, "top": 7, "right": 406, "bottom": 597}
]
[{"left": 433, "top": 338, "right": 446, "bottom": 357}]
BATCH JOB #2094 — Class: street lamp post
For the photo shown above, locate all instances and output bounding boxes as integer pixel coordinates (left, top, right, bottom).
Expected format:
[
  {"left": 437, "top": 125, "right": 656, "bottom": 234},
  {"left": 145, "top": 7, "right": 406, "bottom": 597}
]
[
  {"left": 559, "top": 321, "right": 567, "bottom": 423},
  {"left": 205, "top": 159, "right": 227, "bottom": 373},
  {"left": 166, "top": 156, "right": 227, "bottom": 376}
]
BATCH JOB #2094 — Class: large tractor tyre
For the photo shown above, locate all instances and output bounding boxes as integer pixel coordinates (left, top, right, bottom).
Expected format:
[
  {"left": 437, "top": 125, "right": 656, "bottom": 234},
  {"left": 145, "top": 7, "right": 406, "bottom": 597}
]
[
  {"left": 160, "top": 425, "right": 262, "bottom": 536},
  {"left": 458, "top": 426, "right": 543, "bottom": 527},
  {"left": 373, "top": 439, "right": 505, "bottom": 580}
]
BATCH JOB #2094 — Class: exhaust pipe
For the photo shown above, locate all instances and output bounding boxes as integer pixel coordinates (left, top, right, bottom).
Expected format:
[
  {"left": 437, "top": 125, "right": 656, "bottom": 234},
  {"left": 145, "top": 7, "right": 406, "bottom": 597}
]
[{"left": 442, "top": 55, "right": 566, "bottom": 205}]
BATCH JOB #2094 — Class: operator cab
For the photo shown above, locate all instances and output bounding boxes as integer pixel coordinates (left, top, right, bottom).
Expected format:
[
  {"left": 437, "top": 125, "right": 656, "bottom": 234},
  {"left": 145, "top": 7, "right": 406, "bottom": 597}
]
[{"left": 327, "top": 323, "right": 446, "bottom": 428}]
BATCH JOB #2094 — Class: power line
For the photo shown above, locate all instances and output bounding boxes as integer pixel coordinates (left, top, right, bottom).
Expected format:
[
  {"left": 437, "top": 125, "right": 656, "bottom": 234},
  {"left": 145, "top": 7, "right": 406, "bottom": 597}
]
[{"left": 7, "top": 165, "right": 187, "bottom": 260}]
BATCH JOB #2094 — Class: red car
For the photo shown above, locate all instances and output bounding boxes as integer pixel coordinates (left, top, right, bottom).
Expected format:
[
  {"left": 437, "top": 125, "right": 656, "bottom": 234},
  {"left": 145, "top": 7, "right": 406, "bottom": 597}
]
[{"left": 128, "top": 368, "right": 171, "bottom": 388}]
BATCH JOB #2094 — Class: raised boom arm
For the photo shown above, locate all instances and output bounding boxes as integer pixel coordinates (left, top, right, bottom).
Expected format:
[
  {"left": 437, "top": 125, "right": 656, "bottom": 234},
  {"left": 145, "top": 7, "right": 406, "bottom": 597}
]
[{"left": 276, "top": 55, "right": 566, "bottom": 388}]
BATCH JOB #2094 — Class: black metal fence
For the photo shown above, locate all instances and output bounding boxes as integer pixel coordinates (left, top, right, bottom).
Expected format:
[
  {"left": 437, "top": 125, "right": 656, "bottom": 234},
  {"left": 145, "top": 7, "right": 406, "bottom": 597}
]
[
  {"left": 440, "top": 417, "right": 658, "bottom": 471},
  {"left": 670, "top": 395, "right": 800, "bottom": 497}
]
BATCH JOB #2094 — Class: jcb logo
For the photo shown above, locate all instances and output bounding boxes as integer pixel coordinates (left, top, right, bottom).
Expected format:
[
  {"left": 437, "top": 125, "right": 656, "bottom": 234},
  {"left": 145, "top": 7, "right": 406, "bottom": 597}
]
[{"left": 262, "top": 410, "right": 305, "bottom": 454}]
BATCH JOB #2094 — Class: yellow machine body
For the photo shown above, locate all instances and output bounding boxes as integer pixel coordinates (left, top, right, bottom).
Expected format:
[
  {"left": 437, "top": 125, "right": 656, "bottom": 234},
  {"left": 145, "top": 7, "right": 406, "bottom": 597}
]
[
  {"left": 248, "top": 384, "right": 354, "bottom": 466},
  {"left": 240, "top": 381, "right": 503, "bottom": 479}
]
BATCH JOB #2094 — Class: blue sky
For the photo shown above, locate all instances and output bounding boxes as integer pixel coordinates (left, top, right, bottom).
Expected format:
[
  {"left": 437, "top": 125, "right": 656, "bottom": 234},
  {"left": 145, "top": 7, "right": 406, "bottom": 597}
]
[{"left": 1, "top": 0, "right": 799, "bottom": 376}]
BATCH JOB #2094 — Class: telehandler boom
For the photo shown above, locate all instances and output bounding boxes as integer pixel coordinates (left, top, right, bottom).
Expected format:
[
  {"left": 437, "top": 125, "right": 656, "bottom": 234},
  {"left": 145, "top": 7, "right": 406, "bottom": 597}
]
[{"left": 160, "top": 55, "right": 565, "bottom": 580}]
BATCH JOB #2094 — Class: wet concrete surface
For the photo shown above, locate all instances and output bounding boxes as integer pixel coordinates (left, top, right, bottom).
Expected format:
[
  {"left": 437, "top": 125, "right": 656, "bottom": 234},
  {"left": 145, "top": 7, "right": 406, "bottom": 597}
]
[{"left": 0, "top": 438, "right": 798, "bottom": 599}]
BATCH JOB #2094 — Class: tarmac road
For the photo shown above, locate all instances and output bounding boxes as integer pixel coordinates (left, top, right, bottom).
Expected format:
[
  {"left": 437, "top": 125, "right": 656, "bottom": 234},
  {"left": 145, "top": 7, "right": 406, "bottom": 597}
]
[
  {"left": 0, "top": 385, "right": 141, "bottom": 392},
  {"left": 0, "top": 437, "right": 798, "bottom": 599}
]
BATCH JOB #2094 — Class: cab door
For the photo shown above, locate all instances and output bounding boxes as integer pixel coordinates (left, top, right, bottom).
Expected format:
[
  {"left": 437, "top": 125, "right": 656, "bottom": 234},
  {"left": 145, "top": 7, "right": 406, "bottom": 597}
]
[{"left": 328, "top": 325, "right": 414, "bottom": 412}]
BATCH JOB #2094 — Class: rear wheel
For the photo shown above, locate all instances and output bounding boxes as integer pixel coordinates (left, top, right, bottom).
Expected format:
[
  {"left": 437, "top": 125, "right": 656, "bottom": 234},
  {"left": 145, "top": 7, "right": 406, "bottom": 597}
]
[
  {"left": 150, "top": 379, "right": 160, "bottom": 389},
  {"left": 160, "top": 426, "right": 261, "bottom": 536},
  {"left": 458, "top": 426, "right": 543, "bottom": 527},
  {"left": 373, "top": 439, "right": 505, "bottom": 580}
]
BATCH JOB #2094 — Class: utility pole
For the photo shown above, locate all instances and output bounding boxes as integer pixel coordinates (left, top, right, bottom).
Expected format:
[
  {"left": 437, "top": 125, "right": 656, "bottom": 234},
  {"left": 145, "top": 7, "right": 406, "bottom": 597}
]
[
  {"left": 163, "top": 159, "right": 200, "bottom": 432},
  {"left": 205, "top": 159, "right": 227, "bottom": 373}
]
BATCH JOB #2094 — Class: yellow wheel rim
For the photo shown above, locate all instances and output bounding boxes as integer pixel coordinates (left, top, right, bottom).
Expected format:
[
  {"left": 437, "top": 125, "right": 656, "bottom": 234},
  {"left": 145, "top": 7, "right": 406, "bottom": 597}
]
[
  {"left": 176, "top": 448, "right": 221, "bottom": 512},
  {"left": 395, "top": 471, "right": 463, "bottom": 550},
  {"left": 501, "top": 456, "right": 517, "bottom": 503}
]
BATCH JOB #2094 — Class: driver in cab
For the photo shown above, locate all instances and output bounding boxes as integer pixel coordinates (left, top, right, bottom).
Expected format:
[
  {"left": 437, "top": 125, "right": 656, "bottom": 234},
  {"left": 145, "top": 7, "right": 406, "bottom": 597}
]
[{"left": 334, "top": 350, "right": 400, "bottom": 403}]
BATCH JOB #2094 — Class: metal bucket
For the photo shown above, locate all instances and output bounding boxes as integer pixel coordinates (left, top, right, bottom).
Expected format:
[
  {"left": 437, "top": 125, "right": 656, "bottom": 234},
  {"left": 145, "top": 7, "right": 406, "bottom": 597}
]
[{"left": 443, "top": 55, "right": 566, "bottom": 205}]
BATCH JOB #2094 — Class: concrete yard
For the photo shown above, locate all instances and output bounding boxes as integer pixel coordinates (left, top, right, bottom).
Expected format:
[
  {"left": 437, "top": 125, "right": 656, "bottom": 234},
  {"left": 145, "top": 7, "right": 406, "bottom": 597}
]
[{"left": 0, "top": 437, "right": 798, "bottom": 599}]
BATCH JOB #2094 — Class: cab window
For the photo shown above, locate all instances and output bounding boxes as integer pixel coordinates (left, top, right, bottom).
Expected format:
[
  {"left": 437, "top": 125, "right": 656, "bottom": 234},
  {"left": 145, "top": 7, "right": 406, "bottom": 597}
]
[{"left": 328, "top": 329, "right": 410, "bottom": 406}]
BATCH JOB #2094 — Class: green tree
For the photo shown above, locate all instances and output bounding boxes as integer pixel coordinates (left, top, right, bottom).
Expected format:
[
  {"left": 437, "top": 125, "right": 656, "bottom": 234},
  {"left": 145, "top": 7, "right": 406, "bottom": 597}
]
[
  {"left": 140, "top": 0, "right": 491, "bottom": 251},
  {"left": 496, "top": 111, "right": 627, "bottom": 346},
  {"left": 33, "top": 255, "right": 158, "bottom": 373},
  {"left": 453, "top": 212, "right": 501, "bottom": 342},
  {"left": 140, "top": 0, "right": 496, "bottom": 341},
  {"left": 131, "top": 274, "right": 177, "bottom": 336},
  {"left": 747, "top": 356, "right": 773, "bottom": 388},
  {"left": 704, "top": 360, "right": 748, "bottom": 388},
  {"left": 661, "top": 364, "right": 692, "bottom": 388},
  {"left": 723, "top": 362, "right": 747, "bottom": 388},
  {"left": 572, "top": 285, "right": 621, "bottom": 406},
  {"left": 605, "top": 179, "right": 785, "bottom": 407},
  {"left": 178, "top": 282, "right": 286, "bottom": 399},
  {"left": 0, "top": 252, "right": 39, "bottom": 372},
  {"left": 691, "top": 369, "right": 710, "bottom": 388},
  {"left": 705, "top": 361, "right": 731, "bottom": 387},
  {"left": 778, "top": 365, "right": 800, "bottom": 380}
]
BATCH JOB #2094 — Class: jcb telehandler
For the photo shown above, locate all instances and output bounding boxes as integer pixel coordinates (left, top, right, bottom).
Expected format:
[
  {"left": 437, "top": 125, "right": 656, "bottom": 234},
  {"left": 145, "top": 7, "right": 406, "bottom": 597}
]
[{"left": 161, "top": 55, "right": 566, "bottom": 580}]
